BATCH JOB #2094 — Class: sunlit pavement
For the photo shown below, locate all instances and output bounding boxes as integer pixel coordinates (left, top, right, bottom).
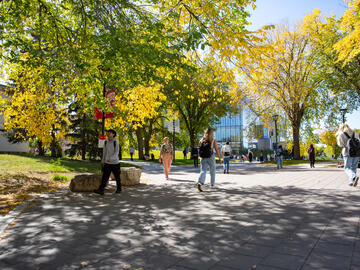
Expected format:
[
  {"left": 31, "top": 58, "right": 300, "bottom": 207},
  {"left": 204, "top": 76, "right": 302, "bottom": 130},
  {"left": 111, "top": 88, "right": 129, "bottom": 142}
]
[{"left": 0, "top": 162, "right": 359, "bottom": 270}]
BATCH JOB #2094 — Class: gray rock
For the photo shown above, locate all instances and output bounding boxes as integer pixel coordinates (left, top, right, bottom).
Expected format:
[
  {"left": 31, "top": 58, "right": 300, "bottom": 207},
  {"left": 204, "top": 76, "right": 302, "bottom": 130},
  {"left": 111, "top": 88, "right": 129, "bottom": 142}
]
[
  {"left": 70, "top": 167, "right": 141, "bottom": 192},
  {"left": 69, "top": 173, "right": 102, "bottom": 192}
]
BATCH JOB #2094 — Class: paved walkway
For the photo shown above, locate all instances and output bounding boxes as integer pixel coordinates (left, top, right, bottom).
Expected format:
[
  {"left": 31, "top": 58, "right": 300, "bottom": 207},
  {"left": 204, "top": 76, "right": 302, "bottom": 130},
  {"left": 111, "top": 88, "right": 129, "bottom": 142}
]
[{"left": 1, "top": 162, "right": 360, "bottom": 270}]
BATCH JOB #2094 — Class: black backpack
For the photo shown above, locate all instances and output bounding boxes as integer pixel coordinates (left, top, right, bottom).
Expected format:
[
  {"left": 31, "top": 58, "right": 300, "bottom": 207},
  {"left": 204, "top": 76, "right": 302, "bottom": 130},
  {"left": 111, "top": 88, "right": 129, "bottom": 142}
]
[
  {"left": 199, "top": 140, "right": 212, "bottom": 158},
  {"left": 344, "top": 132, "right": 360, "bottom": 157}
]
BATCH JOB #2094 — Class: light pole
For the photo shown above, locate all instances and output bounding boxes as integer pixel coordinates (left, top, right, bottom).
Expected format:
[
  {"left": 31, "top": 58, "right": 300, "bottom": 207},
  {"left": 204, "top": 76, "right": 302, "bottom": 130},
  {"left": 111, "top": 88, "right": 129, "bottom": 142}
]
[
  {"left": 98, "top": 65, "right": 110, "bottom": 135},
  {"left": 173, "top": 118, "right": 176, "bottom": 162},
  {"left": 340, "top": 108, "right": 348, "bottom": 124},
  {"left": 272, "top": 114, "right": 279, "bottom": 150}
]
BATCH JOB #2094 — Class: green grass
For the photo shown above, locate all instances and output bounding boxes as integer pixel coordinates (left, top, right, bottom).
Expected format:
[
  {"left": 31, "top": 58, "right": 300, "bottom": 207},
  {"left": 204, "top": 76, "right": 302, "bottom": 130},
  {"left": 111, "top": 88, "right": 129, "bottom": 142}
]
[
  {"left": 0, "top": 154, "right": 142, "bottom": 215},
  {"left": 0, "top": 154, "right": 141, "bottom": 173},
  {"left": 263, "top": 159, "right": 338, "bottom": 166},
  {"left": 122, "top": 150, "right": 191, "bottom": 160},
  {"left": 51, "top": 174, "right": 71, "bottom": 182}
]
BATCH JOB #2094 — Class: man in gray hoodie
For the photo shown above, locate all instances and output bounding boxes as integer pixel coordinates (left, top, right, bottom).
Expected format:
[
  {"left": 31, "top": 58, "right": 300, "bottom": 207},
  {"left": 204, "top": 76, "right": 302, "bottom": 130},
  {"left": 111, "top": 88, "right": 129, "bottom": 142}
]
[{"left": 94, "top": 129, "right": 122, "bottom": 195}]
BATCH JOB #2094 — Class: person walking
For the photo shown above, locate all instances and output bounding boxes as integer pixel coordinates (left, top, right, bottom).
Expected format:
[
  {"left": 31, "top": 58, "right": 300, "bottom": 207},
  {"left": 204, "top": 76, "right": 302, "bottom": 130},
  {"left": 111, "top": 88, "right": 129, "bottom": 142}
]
[
  {"left": 275, "top": 145, "right": 284, "bottom": 169},
  {"left": 159, "top": 137, "right": 173, "bottom": 180},
  {"left": 336, "top": 124, "right": 359, "bottom": 187},
  {"left": 191, "top": 144, "right": 199, "bottom": 168},
  {"left": 129, "top": 146, "right": 135, "bottom": 161},
  {"left": 183, "top": 148, "right": 188, "bottom": 159},
  {"left": 94, "top": 129, "right": 122, "bottom": 195},
  {"left": 197, "top": 128, "right": 222, "bottom": 192},
  {"left": 221, "top": 142, "right": 232, "bottom": 174},
  {"left": 248, "top": 150, "right": 253, "bottom": 163},
  {"left": 308, "top": 144, "right": 316, "bottom": 168}
]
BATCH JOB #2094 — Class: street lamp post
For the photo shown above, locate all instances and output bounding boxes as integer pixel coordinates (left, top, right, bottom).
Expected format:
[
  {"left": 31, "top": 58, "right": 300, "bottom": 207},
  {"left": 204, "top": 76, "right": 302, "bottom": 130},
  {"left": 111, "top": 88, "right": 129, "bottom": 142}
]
[
  {"left": 272, "top": 114, "right": 279, "bottom": 150},
  {"left": 98, "top": 65, "right": 110, "bottom": 136},
  {"left": 173, "top": 118, "right": 176, "bottom": 162},
  {"left": 340, "top": 108, "right": 348, "bottom": 124}
]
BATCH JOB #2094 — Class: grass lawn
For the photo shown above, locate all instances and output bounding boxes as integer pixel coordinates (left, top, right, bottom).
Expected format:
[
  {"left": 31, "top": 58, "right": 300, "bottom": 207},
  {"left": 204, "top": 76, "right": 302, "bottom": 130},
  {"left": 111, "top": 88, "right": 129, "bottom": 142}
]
[
  {"left": 263, "top": 159, "right": 338, "bottom": 166},
  {"left": 0, "top": 154, "right": 139, "bottom": 215},
  {"left": 122, "top": 149, "right": 191, "bottom": 160}
]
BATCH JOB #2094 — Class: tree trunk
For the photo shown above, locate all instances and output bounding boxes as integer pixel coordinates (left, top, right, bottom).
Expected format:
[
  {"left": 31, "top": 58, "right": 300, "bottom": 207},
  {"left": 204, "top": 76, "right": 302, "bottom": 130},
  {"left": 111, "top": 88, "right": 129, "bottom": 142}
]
[
  {"left": 189, "top": 129, "right": 197, "bottom": 148},
  {"left": 143, "top": 122, "right": 154, "bottom": 157},
  {"left": 292, "top": 124, "right": 301, "bottom": 160},
  {"left": 38, "top": 140, "right": 45, "bottom": 156},
  {"left": 144, "top": 139, "right": 150, "bottom": 157},
  {"left": 81, "top": 117, "right": 86, "bottom": 160},
  {"left": 51, "top": 124, "right": 56, "bottom": 158},
  {"left": 135, "top": 128, "right": 145, "bottom": 160}
]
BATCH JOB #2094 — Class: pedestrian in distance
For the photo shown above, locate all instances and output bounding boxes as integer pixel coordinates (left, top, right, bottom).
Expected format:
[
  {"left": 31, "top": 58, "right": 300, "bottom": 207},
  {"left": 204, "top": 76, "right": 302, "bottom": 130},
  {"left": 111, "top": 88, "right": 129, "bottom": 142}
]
[
  {"left": 197, "top": 128, "right": 222, "bottom": 192},
  {"left": 191, "top": 144, "right": 199, "bottom": 168},
  {"left": 259, "top": 152, "right": 264, "bottom": 162},
  {"left": 183, "top": 147, "right": 188, "bottom": 159},
  {"left": 94, "top": 129, "right": 122, "bottom": 195},
  {"left": 308, "top": 144, "right": 316, "bottom": 168},
  {"left": 275, "top": 145, "right": 284, "bottom": 169},
  {"left": 221, "top": 142, "right": 232, "bottom": 174},
  {"left": 159, "top": 137, "right": 173, "bottom": 180},
  {"left": 129, "top": 146, "right": 135, "bottom": 161},
  {"left": 336, "top": 124, "right": 360, "bottom": 187},
  {"left": 248, "top": 150, "right": 253, "bottom": 163}
]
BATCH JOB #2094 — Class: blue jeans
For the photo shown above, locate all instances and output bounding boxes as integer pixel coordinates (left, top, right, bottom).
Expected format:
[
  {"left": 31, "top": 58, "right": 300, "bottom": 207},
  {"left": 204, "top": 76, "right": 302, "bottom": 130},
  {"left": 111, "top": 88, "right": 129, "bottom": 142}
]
[
  {"left": 277, "top": 156, "right": 283, "bottom": 169},
  {"left": 198, "top": 154, "right": 216, "bottom": 186},
  {"left": 223, "top": 156, "right": 230, "bottom": 172},
  {"left": 344, "top": 156, "right": 359, "bottom": 184}
]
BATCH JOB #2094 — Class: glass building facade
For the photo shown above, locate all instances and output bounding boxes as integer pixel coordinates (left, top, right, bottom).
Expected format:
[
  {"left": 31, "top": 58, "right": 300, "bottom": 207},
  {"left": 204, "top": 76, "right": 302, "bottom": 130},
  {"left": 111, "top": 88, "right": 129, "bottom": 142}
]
[{"left": 214, "top": 111, "right": 243, "bottom": 153}]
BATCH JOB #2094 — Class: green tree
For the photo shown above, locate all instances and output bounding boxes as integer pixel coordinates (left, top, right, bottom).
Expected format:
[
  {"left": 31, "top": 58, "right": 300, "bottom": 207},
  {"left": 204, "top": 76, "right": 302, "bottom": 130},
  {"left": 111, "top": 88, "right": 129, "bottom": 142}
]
[{"left": 163, "top": 58, "right": 235, "bottom": 147}]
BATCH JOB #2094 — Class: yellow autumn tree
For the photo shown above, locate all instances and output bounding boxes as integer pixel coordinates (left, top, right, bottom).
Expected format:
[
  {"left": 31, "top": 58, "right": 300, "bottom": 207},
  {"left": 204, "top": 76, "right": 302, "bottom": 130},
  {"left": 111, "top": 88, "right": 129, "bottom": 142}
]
[
  {"left": 2, "top": 63, "right": 69, "bottom": 156},
  {"left": 319, "top": 130, "right": 342, "bottom": 157},
  {"left": 334, "top": 0, "right": 360, "bottom": 65},
  {"left": 241, "top": 25, "right": 323, "bottom": 160},
  {"left": 106, "top": 82, "right": 166, "bottom": 159}
]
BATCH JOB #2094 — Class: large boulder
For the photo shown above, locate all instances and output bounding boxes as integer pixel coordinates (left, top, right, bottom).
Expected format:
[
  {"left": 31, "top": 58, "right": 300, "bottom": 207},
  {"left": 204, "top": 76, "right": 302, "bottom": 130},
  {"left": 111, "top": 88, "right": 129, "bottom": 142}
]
[
  {"left": 113, "top": 167, "right": 142, "bottom": 186},
  {"left": 69, "top": 167, "right": 142, "bottom": 192},
  {"left": 69, "top": 173, "right": 102, "bottom": 192}
]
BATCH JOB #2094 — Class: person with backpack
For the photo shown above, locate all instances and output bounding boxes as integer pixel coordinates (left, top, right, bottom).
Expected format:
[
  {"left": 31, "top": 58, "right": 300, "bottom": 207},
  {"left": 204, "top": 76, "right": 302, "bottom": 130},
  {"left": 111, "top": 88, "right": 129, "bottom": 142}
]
[
  {"left": 308, "top": 144, "right": 316, "bottom": 168},
  {"left": 159, "top": 137, "right": 173, "bottom": 180},
  {"left": 94, "top": 129, "right": 122, "bottom": 195},
  {"left": 197, "top": 128, "right": 222, "bottom": 192},
  {"left": 221, "top": 142, "right": 232, "bottom": 174},
  {"left": 336, "top": 124, "right": 360, "bottom": 187},
  {"left": 275, "top": 145, "right": 284, "bottom": 169}
]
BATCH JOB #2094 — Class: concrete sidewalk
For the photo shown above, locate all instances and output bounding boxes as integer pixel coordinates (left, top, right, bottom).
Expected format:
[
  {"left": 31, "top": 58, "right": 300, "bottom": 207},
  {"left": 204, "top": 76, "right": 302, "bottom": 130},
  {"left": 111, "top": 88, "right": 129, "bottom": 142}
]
[{"left": 0, "top": 163, "right": 359, "bottom": 270}]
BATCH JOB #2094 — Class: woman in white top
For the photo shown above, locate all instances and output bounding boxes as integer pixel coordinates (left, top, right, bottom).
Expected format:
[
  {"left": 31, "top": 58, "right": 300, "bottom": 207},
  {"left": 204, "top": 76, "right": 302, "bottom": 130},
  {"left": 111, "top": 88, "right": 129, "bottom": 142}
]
[
  {"left": 336, "top": 123, "right": 359, "bottom": 186},
  {"left": 221, "top": 142, "right": 232, "bottom": 174}
]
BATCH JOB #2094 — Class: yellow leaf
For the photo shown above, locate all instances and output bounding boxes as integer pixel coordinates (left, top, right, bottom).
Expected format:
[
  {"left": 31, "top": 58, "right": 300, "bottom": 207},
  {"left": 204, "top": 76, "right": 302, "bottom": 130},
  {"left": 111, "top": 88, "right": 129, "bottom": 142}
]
[{"left": 80, "top": 262, "right": 88, "bottom": 267}]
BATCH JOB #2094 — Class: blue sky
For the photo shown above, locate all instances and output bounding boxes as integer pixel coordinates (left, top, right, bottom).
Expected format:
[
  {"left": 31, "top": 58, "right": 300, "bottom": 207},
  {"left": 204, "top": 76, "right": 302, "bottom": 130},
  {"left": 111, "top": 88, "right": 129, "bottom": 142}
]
[{"left": 247, "top": 0, "right": 360, "bottom": 129}]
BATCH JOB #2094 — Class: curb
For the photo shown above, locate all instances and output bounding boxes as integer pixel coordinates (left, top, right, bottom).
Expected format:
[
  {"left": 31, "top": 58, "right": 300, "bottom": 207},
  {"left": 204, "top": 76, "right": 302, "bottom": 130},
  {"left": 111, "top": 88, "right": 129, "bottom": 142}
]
[
  {"left": 0, "top": 190, "right": 70, "bottom": 238},
  {"left": 0, "top": 196, "right": 37, "bottom": 237}
]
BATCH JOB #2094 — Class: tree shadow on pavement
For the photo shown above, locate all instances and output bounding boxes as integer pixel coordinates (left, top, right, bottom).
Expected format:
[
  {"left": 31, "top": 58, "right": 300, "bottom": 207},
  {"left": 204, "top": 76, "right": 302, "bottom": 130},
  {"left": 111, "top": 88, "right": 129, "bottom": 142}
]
[{"left": 0, "top": 183, "right": 359, "bottom": 270}]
